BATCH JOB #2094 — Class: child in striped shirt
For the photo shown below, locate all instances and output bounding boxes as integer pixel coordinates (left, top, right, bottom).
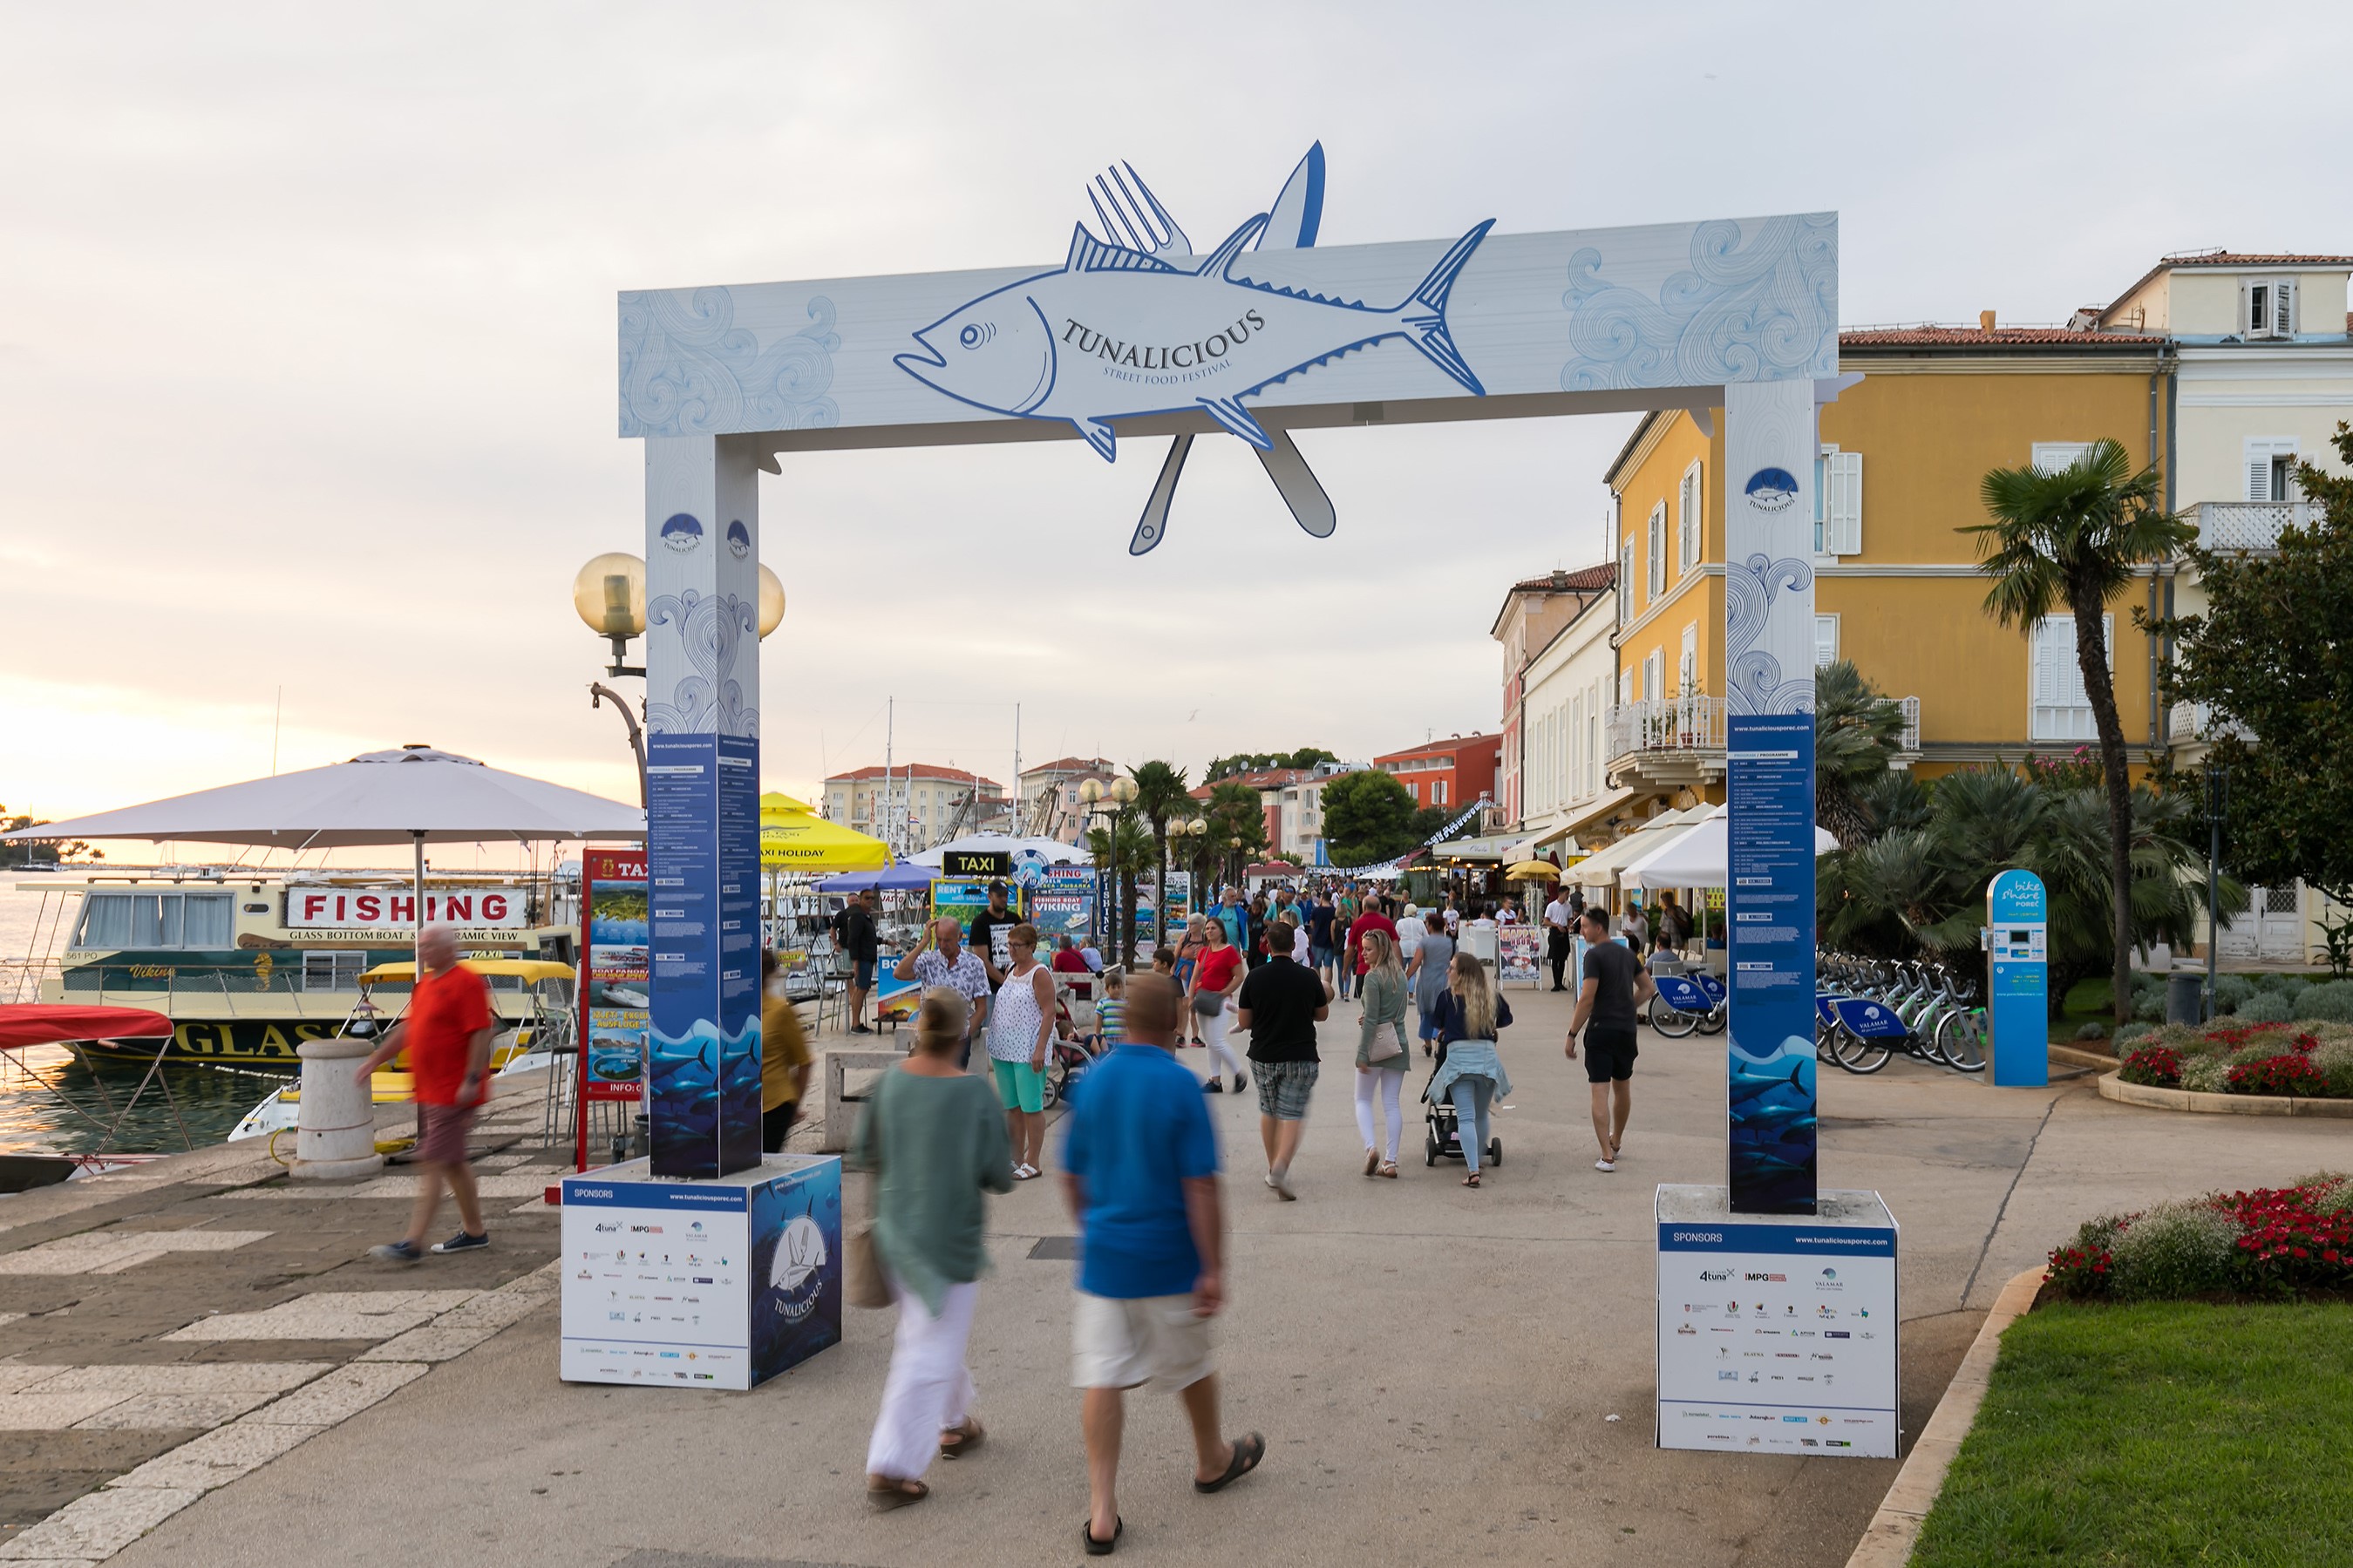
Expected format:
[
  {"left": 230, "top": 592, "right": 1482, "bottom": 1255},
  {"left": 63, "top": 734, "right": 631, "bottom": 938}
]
[{"left": 1089, "top": 967, "right": 1126, "bottom": 1055}]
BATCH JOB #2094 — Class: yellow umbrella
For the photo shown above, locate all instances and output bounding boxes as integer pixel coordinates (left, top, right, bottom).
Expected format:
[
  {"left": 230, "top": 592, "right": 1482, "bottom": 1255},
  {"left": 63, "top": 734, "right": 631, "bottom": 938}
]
[
  {"left": 759, "top": 791, "right": 817, "bottom": 824},
  {"left": 1504, "top": 860, "right": 1561, "bottom": 880},
  {"left": 759, "top": 811, "right": 891, "bottom": 871}
]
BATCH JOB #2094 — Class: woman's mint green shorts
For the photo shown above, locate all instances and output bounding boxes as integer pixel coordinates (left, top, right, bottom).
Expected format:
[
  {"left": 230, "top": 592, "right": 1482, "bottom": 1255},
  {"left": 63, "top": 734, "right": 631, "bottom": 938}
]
[{"left": 992, "top": 1057, "right": 1044, "bottom": 1114}]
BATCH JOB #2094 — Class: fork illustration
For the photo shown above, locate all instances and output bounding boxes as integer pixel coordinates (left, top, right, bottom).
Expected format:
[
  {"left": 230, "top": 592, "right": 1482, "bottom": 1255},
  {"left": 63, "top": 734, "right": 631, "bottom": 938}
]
[{"left": 1087, "top": 162, "right": 1192, "bottom": 258}]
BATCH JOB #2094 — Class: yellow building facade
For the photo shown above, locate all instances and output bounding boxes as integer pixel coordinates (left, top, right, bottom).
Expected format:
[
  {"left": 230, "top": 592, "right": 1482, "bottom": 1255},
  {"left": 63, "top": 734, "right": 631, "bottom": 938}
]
[{"left": 1598, "top": 325, "right": 2175, "bottom": 834}]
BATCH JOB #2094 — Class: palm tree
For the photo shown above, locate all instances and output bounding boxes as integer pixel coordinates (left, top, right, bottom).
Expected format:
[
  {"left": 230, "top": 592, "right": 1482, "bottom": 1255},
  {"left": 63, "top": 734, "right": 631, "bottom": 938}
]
[
  {"left": 1085, "top": 812, "right": 1152, "bottom": 968},
  {"left": 1815, "top": 661, "right": 1908, "bottom": 851},
  {"left": 1201, "top": 781, "right": 1269, "bottom": 888},
  {"left": 1129, "top": 760, "right": 1193, "bottom": 947},
  {"left": 1969, "top": 438, "right": 2193, "bottom": 1025}
]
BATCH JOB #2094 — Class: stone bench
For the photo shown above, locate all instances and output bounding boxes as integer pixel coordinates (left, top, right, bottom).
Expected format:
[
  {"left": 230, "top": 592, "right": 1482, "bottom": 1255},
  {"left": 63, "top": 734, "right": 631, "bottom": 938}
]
[{"left": 818, "top": 1048, "right": 904, "bottom": 1153}]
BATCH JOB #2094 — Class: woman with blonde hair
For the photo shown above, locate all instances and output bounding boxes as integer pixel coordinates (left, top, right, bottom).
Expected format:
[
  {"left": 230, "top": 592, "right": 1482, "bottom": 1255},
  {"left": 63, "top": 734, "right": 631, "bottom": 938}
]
[
  {"left": 1427, "top": 953, "right": 1514, "bottom": 1189},
  {"left": 855, "top": 988, "right": 1015, "bottom": 1508},
  {"left": 1351, "top": 927, "right": 1411, "bottom": 1178}
]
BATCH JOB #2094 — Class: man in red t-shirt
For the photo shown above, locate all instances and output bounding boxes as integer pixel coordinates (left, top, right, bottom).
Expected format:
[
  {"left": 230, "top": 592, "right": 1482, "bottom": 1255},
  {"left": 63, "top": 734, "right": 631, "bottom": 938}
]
[
  {"left": 357, "top": 926, "right": 495, "bottom": 1262},
  {"left": 1051, "top": 935, "right": 1092, "bottom": 974},
  {"left": 1345, "top": 898, "right": 1398, "bottom": 980}
]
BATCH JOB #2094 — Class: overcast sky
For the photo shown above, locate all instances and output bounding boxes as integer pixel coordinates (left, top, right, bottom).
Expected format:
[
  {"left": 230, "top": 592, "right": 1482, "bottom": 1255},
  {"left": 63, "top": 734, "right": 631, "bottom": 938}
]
[{"left": 7, "top": 1, "right": 2350, "bottom": 834}]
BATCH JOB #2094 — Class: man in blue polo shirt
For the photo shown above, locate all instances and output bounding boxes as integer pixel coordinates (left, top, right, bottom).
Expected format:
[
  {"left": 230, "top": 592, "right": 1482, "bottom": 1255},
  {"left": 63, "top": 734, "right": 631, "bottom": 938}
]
[{"left": 1062, "top": 972, "right": 1263, "bottom": 1553}]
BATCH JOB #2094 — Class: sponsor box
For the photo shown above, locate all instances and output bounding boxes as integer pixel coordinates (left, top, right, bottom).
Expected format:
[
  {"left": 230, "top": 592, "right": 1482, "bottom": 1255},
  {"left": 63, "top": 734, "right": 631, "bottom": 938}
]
[
  {"left": 1656, "top": 1183, "right": 1899, "bottom": 1458},
  {"left": 561, "top": 1153, "right": 841, "bottom": 1390}
]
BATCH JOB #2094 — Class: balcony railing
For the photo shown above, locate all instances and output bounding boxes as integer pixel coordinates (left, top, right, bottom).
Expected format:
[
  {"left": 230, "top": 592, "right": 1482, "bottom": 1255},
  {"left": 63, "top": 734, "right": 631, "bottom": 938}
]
[
  {"left": 2169, "top": 702, "right": 2252, "bottom": 744},
  {"left": 2187, "top": 500, "right": 2322, "bottom": 553},
  {"left": 1606, "top": 696, "right": 1726, "bottom": 762}
]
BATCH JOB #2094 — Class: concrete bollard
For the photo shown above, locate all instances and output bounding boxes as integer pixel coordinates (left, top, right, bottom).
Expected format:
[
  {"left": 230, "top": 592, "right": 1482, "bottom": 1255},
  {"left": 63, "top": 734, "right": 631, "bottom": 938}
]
[{"left": 289, "top": 1033, "right": 385, "bottom": 1180}]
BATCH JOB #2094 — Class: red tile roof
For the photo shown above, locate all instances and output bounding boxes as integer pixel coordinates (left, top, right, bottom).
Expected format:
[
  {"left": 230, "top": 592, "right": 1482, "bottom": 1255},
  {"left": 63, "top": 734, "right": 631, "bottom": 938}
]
[
  {"left": 1506, "top": 563, "right": 1616, "bottom": 596},
  {"left": 2160, "top": 252, "right": 2353, "bottom": 266},
  {"left": 825, "top": 764, "right": 1003, "bottom": 790},
  {"left": 1839, "top": 326, "right": 2169, "bottom": 347},
  {"left": 1021, "top": 756, "right": 1112, "bottom": 777},
  {"left": 1374, "top": 736, "right": 1500, "bottom": 765}
]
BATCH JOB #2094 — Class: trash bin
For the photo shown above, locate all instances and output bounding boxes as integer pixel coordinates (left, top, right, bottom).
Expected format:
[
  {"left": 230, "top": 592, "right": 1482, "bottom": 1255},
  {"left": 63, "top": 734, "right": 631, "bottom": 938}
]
[{"left": 2166, "top": 967, "right": 2206, "bottom": 1027}]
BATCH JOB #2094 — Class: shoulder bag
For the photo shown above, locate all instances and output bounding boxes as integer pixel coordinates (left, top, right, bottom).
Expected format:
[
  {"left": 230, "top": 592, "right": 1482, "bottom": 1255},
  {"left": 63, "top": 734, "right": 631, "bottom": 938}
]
[{"left": 844, "top": 1071, "right": 893, "bottom": 1309}]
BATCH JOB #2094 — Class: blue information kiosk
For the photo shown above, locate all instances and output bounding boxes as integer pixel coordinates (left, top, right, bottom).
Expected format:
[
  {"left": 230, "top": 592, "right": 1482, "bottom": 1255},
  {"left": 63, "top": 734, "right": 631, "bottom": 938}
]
[{"left": 1986, "top": 871, "right": 2050, "bottom": 1088}]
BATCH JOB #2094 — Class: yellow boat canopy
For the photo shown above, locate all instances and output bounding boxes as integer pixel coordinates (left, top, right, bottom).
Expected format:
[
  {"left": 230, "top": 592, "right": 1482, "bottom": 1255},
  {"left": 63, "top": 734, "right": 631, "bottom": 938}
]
[
  {"left": 760, "top": 810, "right": 892, "bottom": 871},
  {"left": 358, "top": 958, "right": 576, "bottom": 985}
]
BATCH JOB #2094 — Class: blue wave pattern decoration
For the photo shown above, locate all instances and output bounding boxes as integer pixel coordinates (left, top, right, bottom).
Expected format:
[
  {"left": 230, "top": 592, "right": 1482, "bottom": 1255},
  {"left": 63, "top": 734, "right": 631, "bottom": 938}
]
[
  {"left": 1724, "top": 552, "right": 1817, "bottom": 716},
  {"left": 647, "top": 1013, "right": 762, "bottom": 1179},
  {"left": 644, "top": 588, "right": 758, "bottom": 739},
  {"left": 1558, "top": 214, "right": 1837, "bottom": 390},
  {"left": 1727, "top": 1035, "right": 1819, "bottom": 1212},
  {"left": 619, "top": 288, "right": 842, "bottom": 438}
]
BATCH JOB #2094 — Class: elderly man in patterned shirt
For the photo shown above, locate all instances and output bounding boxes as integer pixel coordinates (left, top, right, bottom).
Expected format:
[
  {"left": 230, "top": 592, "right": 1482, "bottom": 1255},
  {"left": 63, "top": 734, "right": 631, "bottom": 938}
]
[{"left": 894, "top": 916, "right": 992, "bottom": 1069}]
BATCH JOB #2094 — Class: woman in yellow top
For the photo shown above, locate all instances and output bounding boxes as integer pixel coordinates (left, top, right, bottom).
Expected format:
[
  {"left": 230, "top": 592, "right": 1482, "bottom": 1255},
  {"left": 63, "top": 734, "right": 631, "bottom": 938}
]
[{"left": 759, "top": 949, "right": 814, "bottom": 1152}]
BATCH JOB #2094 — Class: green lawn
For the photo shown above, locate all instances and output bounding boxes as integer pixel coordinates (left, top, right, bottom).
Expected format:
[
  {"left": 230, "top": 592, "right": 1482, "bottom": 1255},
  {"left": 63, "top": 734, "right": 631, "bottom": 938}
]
[{"left": 1913, "top": 1301, "right": 2353, "bottom": 1566}]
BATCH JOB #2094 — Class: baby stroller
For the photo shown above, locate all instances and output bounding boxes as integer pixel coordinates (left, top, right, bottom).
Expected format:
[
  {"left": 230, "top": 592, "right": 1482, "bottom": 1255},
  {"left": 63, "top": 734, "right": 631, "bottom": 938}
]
[{"left": 1420, "top": 1042, "right": 1502, "bottom": 1169}]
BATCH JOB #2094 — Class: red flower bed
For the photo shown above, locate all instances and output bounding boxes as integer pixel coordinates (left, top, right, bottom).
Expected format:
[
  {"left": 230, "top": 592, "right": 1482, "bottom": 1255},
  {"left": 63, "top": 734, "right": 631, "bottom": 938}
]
[
  {"left": 2217, "top": 1185, "right": 2353, "bottom": 1287},
  {"left": 2118, "top": 1045, "right": 2183, "bottom": 1088},
  {"left": 2227, "top": 1054, "right": 2327, "bottom": 1096},
  {"left": 2202, "top": 1022, "right": 2317, "bottom": 1054},
  {"left": 2044, "top": 1242, "right": 2113, "bottom": 1292}
]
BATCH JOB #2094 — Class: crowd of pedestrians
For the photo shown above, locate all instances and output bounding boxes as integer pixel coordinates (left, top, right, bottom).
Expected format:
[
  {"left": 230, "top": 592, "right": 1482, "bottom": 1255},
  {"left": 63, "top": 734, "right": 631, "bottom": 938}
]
[{"left": 820, "top": 873, "right": 1670, "bottom": 1550}]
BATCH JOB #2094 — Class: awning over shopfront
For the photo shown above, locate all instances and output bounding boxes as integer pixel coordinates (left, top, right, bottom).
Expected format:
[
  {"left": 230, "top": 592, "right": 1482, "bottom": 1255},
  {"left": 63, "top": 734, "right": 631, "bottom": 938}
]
[
  {"left": 1430, "top": 832, "right": 1530, "bottom": 865},
  {"left": 1571, "top": 806, "right": 1710, "bottom": 888},
  {"left": 1526, "top": 784, "right": 1642, "bottom": 854}
]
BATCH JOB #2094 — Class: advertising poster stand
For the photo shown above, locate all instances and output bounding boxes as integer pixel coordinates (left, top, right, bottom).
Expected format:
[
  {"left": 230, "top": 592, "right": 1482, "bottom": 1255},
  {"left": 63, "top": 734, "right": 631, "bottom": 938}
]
[
  {"left": 1656, "top": 1184, "right": 1900, "bottom": 1458},
  {"left": 578, "top": 848, "right": 652, "bottom": 1171},
  {"left": 561, "top": 1153, "right": 842, "bottom": 1390}
]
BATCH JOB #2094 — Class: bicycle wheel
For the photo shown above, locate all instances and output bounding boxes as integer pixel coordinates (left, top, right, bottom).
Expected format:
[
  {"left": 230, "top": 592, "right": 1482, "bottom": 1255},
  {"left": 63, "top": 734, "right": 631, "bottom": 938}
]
[
  {"left": 1832, "top": 1027, "right": 1894, "bottom": 1075},
  {"left": 1936, "top": 1010, "right": 1988, "bottom": 1072},
  {"left": 1697, "top": 1005, "right": 1728, "bottom": 1035},
  {"left": 1648, "top": 994, "right": 1699, "bottom": 1038}
]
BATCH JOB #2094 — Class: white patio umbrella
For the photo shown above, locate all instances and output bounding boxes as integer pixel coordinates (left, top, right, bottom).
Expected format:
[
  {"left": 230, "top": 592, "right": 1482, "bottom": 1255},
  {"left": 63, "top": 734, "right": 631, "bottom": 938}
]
[
  {"left": 1572, "top": 807, "right": 1707, "bottom": 889},
  {"left": 1622, "top": 804, "right": 1839, "bottom": 890},
  {"left": 3, "top": 745, "right": 643, "bottom": 949}
]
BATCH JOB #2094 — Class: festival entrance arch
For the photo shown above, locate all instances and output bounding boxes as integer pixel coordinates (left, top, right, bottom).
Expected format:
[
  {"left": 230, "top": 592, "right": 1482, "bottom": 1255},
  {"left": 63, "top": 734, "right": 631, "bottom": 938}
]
[{"left": 618, "top": 147, "right": 1839, "bottom": 1218}]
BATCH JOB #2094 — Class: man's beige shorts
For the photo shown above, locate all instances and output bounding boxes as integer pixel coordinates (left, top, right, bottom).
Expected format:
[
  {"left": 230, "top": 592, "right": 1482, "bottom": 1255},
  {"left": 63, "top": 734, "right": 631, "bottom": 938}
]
[{"left": 1071, "top": 1290, "right": 1214, "bottom": 1390}]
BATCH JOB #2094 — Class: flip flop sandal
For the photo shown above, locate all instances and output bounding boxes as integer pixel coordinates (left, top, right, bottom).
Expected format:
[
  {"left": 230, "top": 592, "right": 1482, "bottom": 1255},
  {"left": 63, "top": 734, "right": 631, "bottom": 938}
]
[
  {"left": 1463, "top": 1173, "right": 1481, "bottom": 1188},
  {"left": 1194, "top": 1430, "right": 1266, "bottom": 1494},
  {"left": 940, "top": 1418, "right": 986, "bottom": 1458},
  {"left": 867, "top": 1477, "right": 928, "bottom": 1510},
  {"left": 1083, "top": 1516, "right": 1124, "bottom": 1554}
]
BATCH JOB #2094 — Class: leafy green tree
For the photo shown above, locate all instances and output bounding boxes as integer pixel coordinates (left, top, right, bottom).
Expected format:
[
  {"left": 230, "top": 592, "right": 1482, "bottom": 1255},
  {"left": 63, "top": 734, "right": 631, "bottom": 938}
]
[
  {"left": 0, "top": 809, "right": 92, "bottom": 868},
  {"left": 1969, "top": 438, "right": 2194, "bottom": 1023},
  {"left": 1200, "top": 781, "right": 1268, "bottom": 887},
  {"left": 1321, "top": 770, "right": 1418, "bottom": 865},
  {"left": 2154, "top": 421, "right": 2353, "bottom": 972},
  {"left": 1205, "top": 747, "right": 1336, "bottom": 781},
  {"left": 1814, "top": 662, "right": 1908, "bottom": 850}
]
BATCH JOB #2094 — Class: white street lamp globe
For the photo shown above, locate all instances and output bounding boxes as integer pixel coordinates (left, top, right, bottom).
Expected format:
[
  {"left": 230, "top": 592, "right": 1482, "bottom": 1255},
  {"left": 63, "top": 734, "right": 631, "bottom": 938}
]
[
  {"left": 756, "top": 564, "right": 785, "bottom": 639},
  {"left": 1110, "top": 777, "right": 1139, "bottom": 805},
  {"left": 1078, "top": 778, "right": 1105, "bottom": 805},
  {"left": 571, "top": 553, "right": 646, "bottom": 637}
]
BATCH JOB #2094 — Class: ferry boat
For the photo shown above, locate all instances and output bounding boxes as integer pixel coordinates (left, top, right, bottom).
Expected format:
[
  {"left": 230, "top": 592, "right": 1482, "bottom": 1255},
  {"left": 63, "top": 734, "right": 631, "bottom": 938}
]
[{"left": 9, "top": 867, "right": 577, "bottom": 1065}]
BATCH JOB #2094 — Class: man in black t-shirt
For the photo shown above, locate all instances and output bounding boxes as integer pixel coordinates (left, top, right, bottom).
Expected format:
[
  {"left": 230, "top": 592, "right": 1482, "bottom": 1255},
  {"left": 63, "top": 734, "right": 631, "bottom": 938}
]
[
  {"left": 967, "top": 881, "right": 1020, "bottom": 988},
  {"left": 840, "top": 890, "right": 881, "bottom": 1035},
  {"left": 1564, "top": 907, "right": 1654, "bottom": 1174},
  {"left": 1235, "top": 920, "right": 1330, "bottom": 1201}
]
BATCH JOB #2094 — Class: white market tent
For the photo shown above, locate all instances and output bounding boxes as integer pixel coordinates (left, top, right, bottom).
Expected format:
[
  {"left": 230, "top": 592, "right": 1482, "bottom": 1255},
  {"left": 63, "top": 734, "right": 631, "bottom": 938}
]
[
  {"left": 1571, "top": 806, "right": 1710, "bottom": 888},
  {"left": 0, "top": 744, "right": 643, "bottom": 944},
  {"left": 1622, "top": 804, "right": 1840, "bottom": 889}
]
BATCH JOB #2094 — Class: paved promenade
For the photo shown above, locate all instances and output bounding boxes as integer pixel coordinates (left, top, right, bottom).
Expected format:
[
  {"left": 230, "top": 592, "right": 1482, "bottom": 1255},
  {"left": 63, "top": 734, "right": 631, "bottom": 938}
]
[{"left": 3, "top": 988, "right": 2345, "bottom": 1567}]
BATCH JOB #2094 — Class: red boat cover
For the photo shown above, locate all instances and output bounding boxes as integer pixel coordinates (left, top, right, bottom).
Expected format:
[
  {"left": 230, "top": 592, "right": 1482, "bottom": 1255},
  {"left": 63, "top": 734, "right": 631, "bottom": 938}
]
[{"left": 0, "top": 1004, "right": 177, "bottom": 1049}]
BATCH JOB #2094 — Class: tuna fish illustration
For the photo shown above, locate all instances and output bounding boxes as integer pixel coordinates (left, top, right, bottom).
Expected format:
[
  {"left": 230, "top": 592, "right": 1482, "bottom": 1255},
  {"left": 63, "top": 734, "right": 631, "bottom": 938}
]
[{"left": 893, "top": 146, "right": 1494, "bottom": 552}]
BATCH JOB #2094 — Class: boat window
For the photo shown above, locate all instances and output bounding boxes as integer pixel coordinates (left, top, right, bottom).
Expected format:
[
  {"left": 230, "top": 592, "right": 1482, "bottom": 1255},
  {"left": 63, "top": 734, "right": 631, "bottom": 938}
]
[
  {"left": 303, "top": 951, "right": 367, "bottom": 991},
  {"left": 76, "top": 892, "right": 235, "bottom": 949}
]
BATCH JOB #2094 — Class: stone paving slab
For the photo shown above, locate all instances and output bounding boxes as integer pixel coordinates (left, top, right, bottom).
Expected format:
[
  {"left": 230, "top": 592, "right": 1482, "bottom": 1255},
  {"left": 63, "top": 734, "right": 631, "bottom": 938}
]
[
  {"left": 241, "top": 1362, "right": 426, "bottom": 1426},
  {"left": 68, "top": 1395, "right": 275, "bottom": 1432},
  {"left": 0, "top": 1483, "right": 202, "bottom": 1561},
  {"left": 160, "top": 1290, "right": 478, "bottom": 1343},
  {"left": 0, "top": 1233, "right": 273, "bottom": 1278}
]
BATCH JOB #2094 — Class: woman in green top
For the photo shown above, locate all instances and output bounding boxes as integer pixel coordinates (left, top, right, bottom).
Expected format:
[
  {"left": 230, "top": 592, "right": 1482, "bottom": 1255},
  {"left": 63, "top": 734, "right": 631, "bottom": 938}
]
[
  {"left": 853, "top": 988, "right": 1014, "bottom": 1509},
  {"left": 1352, "top": 928, "right": 1412, "bottom": 1178}
]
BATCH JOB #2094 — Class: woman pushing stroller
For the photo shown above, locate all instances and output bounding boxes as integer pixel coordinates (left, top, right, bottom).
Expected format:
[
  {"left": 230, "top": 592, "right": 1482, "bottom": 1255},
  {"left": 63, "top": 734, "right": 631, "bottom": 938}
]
[{"left": 1426, "top": 954, "right": 1513, "bottom": 1189}]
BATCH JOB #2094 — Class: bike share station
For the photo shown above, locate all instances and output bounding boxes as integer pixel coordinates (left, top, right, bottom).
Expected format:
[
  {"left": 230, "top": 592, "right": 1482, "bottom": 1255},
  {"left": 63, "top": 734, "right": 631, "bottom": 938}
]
[
  {"left": 556, "top": 143, "right": 1898, "bottom": 1438},
  {"left": 1987, "top": 869, "right": 2050, "bottom": 1088}
]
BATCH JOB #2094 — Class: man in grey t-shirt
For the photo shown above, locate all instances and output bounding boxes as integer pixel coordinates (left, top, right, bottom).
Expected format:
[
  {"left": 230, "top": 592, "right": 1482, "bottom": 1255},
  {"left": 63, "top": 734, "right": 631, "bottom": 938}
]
[{"left": 1563, "top": 907, "right": 1654, "bottom": 1173}]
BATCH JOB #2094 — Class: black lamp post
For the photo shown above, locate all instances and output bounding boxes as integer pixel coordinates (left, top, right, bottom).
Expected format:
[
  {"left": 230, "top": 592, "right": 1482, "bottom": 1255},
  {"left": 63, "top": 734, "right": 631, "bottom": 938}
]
[{"left": 2204, "top": 764, "right": 2227, "bottom": 1023}]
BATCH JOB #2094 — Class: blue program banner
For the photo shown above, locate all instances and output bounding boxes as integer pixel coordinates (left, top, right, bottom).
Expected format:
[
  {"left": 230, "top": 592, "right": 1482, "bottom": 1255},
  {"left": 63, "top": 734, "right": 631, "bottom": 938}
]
[
  {"left": 647, "top": 732, "right": 763, "bottom": 1179},
  {"left": 1725, "top": 714, "right": 1818, "bottom": 1215}
]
